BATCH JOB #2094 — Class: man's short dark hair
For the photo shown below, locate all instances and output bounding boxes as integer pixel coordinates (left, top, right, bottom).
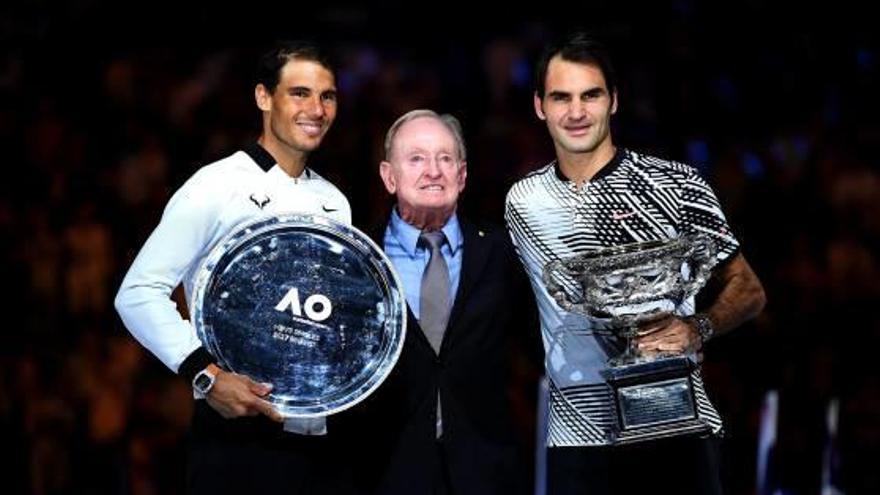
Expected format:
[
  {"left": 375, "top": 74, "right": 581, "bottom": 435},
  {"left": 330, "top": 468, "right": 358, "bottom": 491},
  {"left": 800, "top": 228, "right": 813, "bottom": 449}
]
[
  {"left": 256, "top": 40, "right": 337, "bottom": 93},
  {"left": 534, "top": 32, "right": 617, "bottom": 101}
]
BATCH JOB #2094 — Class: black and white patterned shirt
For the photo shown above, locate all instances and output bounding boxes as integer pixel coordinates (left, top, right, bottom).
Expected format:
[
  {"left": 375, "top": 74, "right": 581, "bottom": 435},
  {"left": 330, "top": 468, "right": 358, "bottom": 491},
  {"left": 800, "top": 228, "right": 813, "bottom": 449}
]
[{"left": 505, "top": 148, "right": 739, "bottom": 446}]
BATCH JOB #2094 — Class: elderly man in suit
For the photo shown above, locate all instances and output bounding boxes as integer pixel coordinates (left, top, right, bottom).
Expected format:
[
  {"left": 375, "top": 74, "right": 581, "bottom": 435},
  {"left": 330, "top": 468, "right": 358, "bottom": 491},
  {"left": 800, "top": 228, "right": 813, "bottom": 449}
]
[{"left": 352, "top": 109, "right": 534, "bottom": 495}]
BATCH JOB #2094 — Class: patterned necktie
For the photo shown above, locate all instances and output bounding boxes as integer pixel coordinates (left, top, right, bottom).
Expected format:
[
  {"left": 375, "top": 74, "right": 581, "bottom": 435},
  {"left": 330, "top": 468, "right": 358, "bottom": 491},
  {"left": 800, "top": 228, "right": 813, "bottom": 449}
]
[{"left": 418, "top": 231, "right": 450, "bottom": 354}]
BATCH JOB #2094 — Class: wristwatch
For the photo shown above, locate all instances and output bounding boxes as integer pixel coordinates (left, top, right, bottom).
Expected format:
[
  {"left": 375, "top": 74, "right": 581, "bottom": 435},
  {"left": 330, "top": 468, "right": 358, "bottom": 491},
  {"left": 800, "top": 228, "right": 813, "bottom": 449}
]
[
  {"left": 688, "top": 313, "right": 715, "bottom": 343},
  {"left": 192, "top": 363, "right": 220, "bottom": 397}
]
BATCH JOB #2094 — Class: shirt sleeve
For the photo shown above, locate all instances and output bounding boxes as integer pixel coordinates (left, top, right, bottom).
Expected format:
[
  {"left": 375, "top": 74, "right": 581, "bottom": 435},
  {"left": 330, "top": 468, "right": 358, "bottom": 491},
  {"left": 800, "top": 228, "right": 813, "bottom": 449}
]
[
  {"left": 114, "top": 167, "right": 221, "bottom": 373},
  {"left": 504, "top": 189, "right": 526, "bottom": 264},
  {"left": 678, "top": 170, "right": 740, "bottom": 263}
]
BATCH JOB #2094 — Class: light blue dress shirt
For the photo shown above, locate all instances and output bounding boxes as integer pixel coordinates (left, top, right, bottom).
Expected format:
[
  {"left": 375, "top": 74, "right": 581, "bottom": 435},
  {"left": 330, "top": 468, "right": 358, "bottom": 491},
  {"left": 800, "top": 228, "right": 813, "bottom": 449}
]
[{"left": 383, "top": 209, "right": 463, "bottom": 319}]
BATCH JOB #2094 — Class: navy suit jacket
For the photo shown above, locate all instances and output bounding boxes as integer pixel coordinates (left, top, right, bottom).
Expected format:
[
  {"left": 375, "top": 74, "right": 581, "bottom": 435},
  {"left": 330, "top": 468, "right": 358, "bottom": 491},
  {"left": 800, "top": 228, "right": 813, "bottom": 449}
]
[{"left": 341, "top": 217, "right": 538, "bottom": 495}]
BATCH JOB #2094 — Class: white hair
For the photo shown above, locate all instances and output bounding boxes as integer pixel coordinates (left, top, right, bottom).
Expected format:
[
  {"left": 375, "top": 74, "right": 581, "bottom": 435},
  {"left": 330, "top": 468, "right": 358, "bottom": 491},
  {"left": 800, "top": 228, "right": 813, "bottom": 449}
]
[{"left": 383, "top": 109, "right": 467, "bottom": 161}]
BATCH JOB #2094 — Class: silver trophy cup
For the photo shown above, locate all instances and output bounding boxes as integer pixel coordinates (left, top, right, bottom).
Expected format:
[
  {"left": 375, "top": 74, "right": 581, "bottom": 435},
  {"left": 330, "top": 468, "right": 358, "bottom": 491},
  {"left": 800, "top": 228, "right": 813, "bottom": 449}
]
[
  {"left": 544, "top": 235, "right": 717, "bottom": 444},
  {"left": 190, "top": 214, "right": 407, "bottom": 418}
]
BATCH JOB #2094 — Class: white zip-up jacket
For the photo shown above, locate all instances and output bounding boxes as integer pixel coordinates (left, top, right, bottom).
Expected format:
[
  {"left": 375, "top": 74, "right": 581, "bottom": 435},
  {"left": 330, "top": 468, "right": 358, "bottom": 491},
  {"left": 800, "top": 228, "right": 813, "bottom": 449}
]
[{"left": 115, "top": 144, "right": 351, "bottom": 382}]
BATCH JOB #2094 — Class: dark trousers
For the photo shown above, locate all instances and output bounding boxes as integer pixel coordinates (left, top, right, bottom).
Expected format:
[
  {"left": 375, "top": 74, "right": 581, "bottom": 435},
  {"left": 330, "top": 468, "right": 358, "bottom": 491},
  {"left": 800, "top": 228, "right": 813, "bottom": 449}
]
[
  {"left": 186, "top": 402, "right": 359, "bottom": 495},
  {"left": 434, "top": 440, "right": 453, "bottom": 495},
  {"left": 546, "top": 435, "right": 723, "bottom": 495}
]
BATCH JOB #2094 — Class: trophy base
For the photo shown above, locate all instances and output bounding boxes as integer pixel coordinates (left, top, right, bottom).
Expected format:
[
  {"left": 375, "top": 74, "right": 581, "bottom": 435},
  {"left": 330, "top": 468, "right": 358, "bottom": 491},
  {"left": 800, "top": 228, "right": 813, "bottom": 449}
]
[{"left": 603, "top": 356, "right": 712, "bottom": 445}]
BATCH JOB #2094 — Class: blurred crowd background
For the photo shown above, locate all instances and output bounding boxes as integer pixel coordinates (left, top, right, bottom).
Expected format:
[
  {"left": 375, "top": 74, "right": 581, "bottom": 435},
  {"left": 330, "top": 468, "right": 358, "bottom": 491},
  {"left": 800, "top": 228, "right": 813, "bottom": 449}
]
[{"left": 1, "top": 2, "right": 877, "bottom": 494}]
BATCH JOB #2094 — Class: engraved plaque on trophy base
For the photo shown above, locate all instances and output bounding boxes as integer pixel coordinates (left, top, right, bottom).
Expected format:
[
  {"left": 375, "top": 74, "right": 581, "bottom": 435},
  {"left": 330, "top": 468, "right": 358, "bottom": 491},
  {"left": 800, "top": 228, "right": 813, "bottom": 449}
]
[{"left": 603, "top": 356, "right": 712, "bottom": 444}]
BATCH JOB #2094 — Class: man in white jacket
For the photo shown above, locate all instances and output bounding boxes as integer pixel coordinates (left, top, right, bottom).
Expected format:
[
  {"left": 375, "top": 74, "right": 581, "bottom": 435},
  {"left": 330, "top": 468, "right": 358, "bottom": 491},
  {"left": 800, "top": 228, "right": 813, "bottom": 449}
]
[{"left": 115, "top": 41, "right": 356, "bottom": 494}]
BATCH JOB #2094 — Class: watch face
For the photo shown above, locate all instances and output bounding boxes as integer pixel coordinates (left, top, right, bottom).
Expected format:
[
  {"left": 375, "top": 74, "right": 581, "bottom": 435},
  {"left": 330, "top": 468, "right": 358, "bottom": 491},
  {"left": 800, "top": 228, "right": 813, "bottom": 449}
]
[
  {"left": 697, "top": 315, "right": 713, "bottom": 339},
  {"left": 194, "top": 373, "right": 213, "bottom": 392},
  {"left": 190, "top": 214, "right": 406, "bottom": 418}
]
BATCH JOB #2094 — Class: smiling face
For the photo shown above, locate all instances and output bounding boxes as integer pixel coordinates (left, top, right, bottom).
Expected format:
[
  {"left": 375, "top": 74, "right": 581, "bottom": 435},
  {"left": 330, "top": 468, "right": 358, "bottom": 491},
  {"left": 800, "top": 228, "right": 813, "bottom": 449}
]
[
  {"left": 535, "top": 55, "right": 617, "bottom": 159},
  {"left": 379, "top": 116, "right": 467, "bottom": 228},
  {"left": 256, "top": 58, "right": 338, "bottom": 157}
]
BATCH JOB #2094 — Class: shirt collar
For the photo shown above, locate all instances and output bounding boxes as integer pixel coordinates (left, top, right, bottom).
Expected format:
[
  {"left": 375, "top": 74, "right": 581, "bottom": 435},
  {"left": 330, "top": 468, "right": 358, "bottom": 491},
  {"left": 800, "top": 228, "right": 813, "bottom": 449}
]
[
  {"left": 388, "top": 208, "right": 463, "bottom": 258},
  {"left": 553, "top": 146, "right": 625, "bottom": 183},
  {"left": 243, "top": 142, "right": 312, "bottom": 179}
]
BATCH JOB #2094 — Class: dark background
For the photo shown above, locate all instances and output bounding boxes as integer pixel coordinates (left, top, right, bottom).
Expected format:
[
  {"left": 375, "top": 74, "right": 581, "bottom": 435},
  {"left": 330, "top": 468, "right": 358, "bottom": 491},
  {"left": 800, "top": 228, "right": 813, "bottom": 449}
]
[{"left": 1, "top": 2, "right": 877, "bottom": 494}]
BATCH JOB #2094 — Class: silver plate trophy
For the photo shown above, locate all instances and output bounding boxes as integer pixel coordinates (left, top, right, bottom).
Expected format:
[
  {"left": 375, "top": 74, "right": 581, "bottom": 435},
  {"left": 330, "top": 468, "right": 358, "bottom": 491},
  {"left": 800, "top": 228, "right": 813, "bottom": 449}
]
[
  {"left": 544, "top": 235, "right": 717, "bottom": 444},
  {"left": 191, "top": 214, "right": 406, "bottom": 418}
]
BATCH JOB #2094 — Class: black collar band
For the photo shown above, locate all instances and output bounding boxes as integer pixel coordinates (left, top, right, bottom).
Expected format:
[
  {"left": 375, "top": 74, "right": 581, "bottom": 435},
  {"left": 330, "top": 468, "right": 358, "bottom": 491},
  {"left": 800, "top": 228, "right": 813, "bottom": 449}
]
[
  {"left": 554, "top": 147, "right": 625, "bottom": 183},
  {"left": 242, "top": 142, "right": 311, "bottom": 178},
  {"left": 243, "top": 142, "right": 277, "bottom": 172}
]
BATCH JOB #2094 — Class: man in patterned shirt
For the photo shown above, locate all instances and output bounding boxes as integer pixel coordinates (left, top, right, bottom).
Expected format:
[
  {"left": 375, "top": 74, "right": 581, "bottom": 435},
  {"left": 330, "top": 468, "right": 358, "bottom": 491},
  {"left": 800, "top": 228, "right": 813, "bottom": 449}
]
[{"left": 505, "top": 33, "right": 766, "bottom": 495}]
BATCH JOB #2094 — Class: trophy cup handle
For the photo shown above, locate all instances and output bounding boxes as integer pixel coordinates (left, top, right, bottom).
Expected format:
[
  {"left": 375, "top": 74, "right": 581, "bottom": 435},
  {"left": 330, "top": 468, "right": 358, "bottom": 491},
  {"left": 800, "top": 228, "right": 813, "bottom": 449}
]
[
  {"left": 543, "top": 259, "right": 590, "bottom": 314},
  {"left": 681, "top": 236, "right": 718, "bottom": 295}
]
